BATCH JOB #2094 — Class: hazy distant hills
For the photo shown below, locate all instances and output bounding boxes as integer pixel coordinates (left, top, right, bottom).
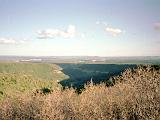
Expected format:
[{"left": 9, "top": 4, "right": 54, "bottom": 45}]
[{"left": 0, "top": 56, "right": 160, "bottom": 64}]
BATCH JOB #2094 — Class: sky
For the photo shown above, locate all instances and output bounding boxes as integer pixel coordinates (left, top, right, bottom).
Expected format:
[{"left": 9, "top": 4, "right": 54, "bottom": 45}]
[{"left": 0, "top": 0, "right": 160, "bottom": 56}]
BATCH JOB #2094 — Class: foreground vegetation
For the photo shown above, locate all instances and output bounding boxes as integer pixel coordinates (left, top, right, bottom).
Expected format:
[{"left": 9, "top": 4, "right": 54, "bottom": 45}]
[
  {"left": 0, "top": 62, "right": 68, "bottom": 100},
  {"left": 0, "top": 66, "right": 159, "bottom": 120}
]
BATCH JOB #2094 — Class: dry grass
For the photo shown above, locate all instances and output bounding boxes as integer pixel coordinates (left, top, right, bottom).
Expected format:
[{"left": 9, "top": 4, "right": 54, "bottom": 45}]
[{"left": 0, "top": 66, "right": 160, "bottom": 120}]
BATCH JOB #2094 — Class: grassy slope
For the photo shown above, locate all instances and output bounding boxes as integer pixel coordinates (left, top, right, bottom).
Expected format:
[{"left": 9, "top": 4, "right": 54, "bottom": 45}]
[{"left": 0, "top": 62, "right": 68, "bottom": 100}]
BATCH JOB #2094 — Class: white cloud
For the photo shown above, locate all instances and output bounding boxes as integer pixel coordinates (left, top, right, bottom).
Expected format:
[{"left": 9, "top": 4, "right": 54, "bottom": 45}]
[
  {"left": 37, "top": 25, "right": 77, "bottom": 39},
  {"left": 105, "top": 27, "right": 123, "bottom": 36},
  {"left": 154, "top": 22, "right": 160, "bottom": 31},
  {"left": 0, "top": 38, "right": 26, "bottom": 45},
  {"left": 96, "top": 21, "right": 123, "bottom": 36},
  {"left": 96, "top": 21, "right": 107, "bottom": 26}
]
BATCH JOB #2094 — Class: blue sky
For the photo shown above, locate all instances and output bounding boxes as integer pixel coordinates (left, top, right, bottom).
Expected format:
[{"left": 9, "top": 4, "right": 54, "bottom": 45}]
[{"left": 0, "top": 0, "right": 160, "bottom": 56}]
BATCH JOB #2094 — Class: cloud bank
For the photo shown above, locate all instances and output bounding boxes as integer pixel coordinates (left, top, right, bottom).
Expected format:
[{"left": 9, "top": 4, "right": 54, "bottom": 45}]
[
  {"left": 37, "top": 25, "right": 77, "bottom": 39},
  {"left": 0, "top": 38, "right": 26, "bottom": 44}
]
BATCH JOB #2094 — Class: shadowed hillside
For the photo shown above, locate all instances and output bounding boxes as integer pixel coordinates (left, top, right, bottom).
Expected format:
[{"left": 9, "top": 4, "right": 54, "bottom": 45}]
[{"left": 59, "top": 64, "right": 137, "bottom": 89}]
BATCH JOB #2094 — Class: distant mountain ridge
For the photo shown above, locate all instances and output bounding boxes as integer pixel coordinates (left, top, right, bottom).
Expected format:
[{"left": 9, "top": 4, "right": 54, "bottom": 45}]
[{"left": 0, "top": 56, "right": 160, "bottom": 64}]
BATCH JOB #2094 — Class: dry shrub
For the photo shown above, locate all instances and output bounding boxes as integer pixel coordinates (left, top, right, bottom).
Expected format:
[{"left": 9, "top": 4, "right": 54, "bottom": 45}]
[{"left": 0, "top": 66, "right": 160, "bottom": 120}]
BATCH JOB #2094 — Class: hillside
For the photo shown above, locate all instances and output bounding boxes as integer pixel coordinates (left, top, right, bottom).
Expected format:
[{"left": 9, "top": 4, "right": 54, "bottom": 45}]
[
  {"left": 0, "top": 62, "right": 68, "bottom": 100},
  {"left": 0, "top": 62, "right": 68, "bottom": 81},
  {"left": 0, "top": 66, "right": 159, "bottom": 120},
  {"left": 59, "top": 64, "right": 136, "bottom": 89}
]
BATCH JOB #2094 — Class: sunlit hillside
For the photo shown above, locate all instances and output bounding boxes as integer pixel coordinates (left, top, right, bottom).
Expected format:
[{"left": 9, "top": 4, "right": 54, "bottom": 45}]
[{"left": 0, "top": 63, "right": 68, "bottom": 100}]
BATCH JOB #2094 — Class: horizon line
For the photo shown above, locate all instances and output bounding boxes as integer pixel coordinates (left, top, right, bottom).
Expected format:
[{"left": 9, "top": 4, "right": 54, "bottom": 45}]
[{"left": 0, "top": 55, "right": 160, "bottom": 57}]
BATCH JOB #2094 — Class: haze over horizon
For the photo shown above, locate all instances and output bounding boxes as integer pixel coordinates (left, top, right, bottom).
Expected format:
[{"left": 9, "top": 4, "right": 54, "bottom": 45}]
[{"left": 0, "top": 0, "right": 160, "bottom": 56}]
